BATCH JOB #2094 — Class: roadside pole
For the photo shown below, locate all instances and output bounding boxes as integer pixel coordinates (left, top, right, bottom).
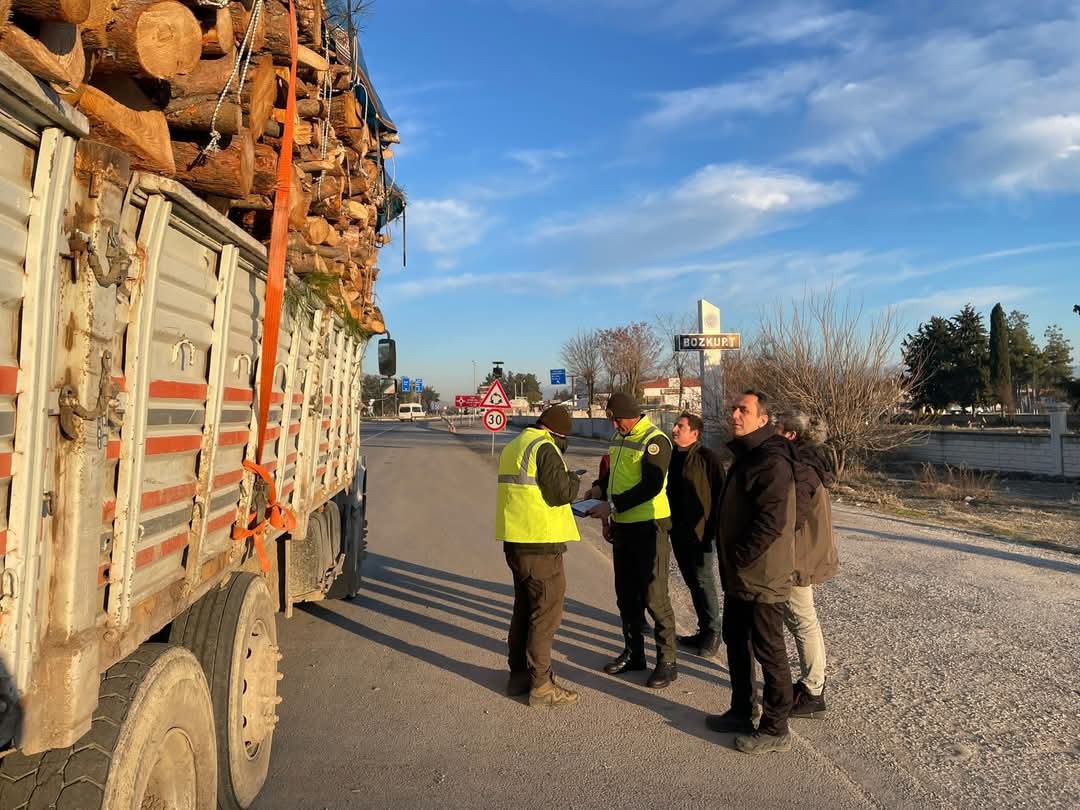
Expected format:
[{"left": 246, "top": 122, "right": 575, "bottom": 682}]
[{"left": 672, "top": 300, "right": 740, "bottom": 448}]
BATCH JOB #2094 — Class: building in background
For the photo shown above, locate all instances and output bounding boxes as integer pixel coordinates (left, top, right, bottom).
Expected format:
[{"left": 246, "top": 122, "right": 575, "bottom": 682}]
[{"left": 640, "top": 376, "right": 702, "bottom": 411}]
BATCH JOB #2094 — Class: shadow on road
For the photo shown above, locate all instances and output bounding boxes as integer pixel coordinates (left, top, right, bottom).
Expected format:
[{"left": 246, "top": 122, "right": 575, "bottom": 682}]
[
  {"left": 836, "top": 522, "right": 1080, "bottom": 575},
  {"left": 301, "top": 552, "right": 737, "bottom": 747}
]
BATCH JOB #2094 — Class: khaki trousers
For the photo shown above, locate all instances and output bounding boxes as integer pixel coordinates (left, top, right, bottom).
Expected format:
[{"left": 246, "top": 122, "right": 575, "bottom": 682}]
[
  {"left": 505, "top": 549, "right": 566, "bottom": 689},
  {"left": 784, "top": 584, "right": 827, "bottom": 695}
]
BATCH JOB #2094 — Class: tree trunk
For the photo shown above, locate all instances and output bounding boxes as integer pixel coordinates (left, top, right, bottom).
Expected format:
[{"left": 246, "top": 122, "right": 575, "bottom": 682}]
[
  {"left": 172, "top": 130, "right": 254, "bottom": 197},
  {"left": 164, "top": 95, "right": 242, "bottom": 135},
  {"left": 95, "top": 0, "right": 201, "bottom": 80},
  {"left": 302, "top": 215, "right": 329, "bottom": 245},
  {"left": 0, "top": 21, "right": 84, "bottom": 91},
  {"left": 167, "top": 53, "right": 233, "bottom": 98},
  {"left": 199, "top": 5, "right": 233, "bottom": 57},
  {"left": 80, "top": 0, "right": 108, "bottom": 49},
  {"left": 12, "top": 0, "right": 89, "bottom": 24},
  {"left": 76, "top": 84, "right": 175, "bottom": 173},
  {"left": 242, "top": 53, "right": 275, "bottom": 140}
]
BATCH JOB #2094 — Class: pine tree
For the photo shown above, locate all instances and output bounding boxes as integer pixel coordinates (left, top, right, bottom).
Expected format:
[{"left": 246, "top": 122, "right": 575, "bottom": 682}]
[
  {"left": 1040, "top": 325, "right": 1074, "bottom": 395},
  {"left": 950, "top": 304, "right": 989, "bottom": 410},
  {"left": 1006, "top": 310, "right": 1039, "bottom": 408},
  {"left": 902, "top": 317, "right": 956, "bottom": 411},
  {"left": 988, "top": 303, "right": 1012, "bottom": 413}
]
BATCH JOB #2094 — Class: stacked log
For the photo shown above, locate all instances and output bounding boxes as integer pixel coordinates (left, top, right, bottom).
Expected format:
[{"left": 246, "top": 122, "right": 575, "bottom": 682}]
[{"left": 0, "top": 0, "right": 396, "bottom": 335}]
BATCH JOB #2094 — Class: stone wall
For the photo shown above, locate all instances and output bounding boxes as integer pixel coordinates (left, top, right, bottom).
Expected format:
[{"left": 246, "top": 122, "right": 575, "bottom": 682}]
[{"left": 895, "top": 430, "right": 1080, "bottom": 478}]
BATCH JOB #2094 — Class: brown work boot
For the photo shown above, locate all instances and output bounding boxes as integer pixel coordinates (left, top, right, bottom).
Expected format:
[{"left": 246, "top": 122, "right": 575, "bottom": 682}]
[{"left": 528, "top": 676, "right": 579, "bottom": 708}]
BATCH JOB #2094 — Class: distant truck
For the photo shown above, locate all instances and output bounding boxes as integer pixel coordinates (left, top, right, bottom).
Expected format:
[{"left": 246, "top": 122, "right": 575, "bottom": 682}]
[{"left": 0, "top": 46, "right": 399, "bottom": 810}]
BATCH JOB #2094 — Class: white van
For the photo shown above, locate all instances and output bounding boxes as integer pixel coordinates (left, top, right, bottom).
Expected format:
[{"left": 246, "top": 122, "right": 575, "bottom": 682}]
[{"left": 398, "top": 403, "right": 425, "bottom": 421}]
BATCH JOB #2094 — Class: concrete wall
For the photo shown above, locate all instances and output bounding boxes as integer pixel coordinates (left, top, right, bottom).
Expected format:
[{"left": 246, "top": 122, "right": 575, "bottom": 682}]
[{"left": 896, "top": 430, "right": 1080, "bottom": 478}]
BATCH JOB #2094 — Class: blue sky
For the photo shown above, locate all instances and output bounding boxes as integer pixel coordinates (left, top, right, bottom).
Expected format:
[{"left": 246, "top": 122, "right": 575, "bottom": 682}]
[{"left": 359, "top": 0, "right": 1080, "bottom": 399}]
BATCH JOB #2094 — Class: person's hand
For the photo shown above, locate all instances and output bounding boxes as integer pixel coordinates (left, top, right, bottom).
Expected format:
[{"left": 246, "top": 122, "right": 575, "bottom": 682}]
[
  {"left": 585, "top": 485, "right": 602, "bottom": 500},
  {"left": 588, "top": 501, "right": 610, "bottom": 519},
  {"left": 601, "top": 518, "right": 612, "bottom": 544}
]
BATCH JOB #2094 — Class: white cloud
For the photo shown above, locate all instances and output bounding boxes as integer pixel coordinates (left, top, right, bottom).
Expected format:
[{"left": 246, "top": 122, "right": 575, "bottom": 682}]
[
  {"left": 530, "top": 163, "right": 855, "bottom": 265},
  {"left": 962, "top": 115, "right": 1080, "bottom": 192},
  {"left": 406, "top": 198, "right": 490, "bottom": 267},
  {"left": 507, "top": 148, "right": 569, "bottom": 173},
  {"left": 726, "top": 1, "right": 872, "bottom": 46},
  {"left": 893, "top": 285, "right": 1038, "bottom": 314}
]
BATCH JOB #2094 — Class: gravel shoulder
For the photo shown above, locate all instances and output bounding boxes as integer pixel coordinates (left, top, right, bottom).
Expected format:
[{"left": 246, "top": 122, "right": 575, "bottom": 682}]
[{"left": 446, "top": 423, "right": 1080, "bottom": 808}]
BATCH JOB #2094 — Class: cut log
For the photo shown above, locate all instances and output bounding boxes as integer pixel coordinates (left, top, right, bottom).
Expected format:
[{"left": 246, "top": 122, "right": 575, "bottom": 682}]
[
  {"left": 164, "top": 95, "right": 242, "bottom": 135},
  {"left": 96, "top": 0, "right": 201, "bottom": 80},
  {"left": 76, "top": 84, "right": 175, "bottom": 174},
  {"left": 302, "top": 215, "right": 330, "bottom": 245},
  {"left": 1, "top": 21, "right": 84, "bottom": 91},
  {"left": 242, "top": 53, "right": 275, "bottom": 139},
  {"left": 261, "top": 0, "right": 290, "bottom": 57},
  {"left": 172, "top": 130, "right": 254, "bottom": 197},
  {"left": 294, "top": 0, "right": 320, "bottom": 45},
  {"left": 12, "top": 0, "right": 90, "bottom": 25},
  {"left": 322, "top": 226, "right": 341, "bottom": 248},
  {"left": 230, "top": 194, "right": 272, "bottom": 210},
  {"left": 199, "top": 5, "right": 233, "bottom": 57},
  {"left": 287, "top": 249, "right": 327, "bottom": 275},
  {"left": 294, "top": 97, "right": 323, "bottom": 119},
  {"left": 294, "top": 43, "right": 327, "bottom": 73},
  {"left": 80, "top": 0, "right": 109, "bottom": 49},
  {"left": 288, "top": 163, "right": 310, "bottom": 229},
  {"left": 167, "top": 53, "right": 233, "bottom": 98},
  {"left": 250, "top": 140, "right": 276, "bottom": 195},
  {"left": 263, "top": 119, "right": 281, "bottom": 138},
  {"left": 226, "top": 0, "right": 263, "bottom": 51},
  {"left": 329, "top": 92, "right": 359, "bottom": 132}
]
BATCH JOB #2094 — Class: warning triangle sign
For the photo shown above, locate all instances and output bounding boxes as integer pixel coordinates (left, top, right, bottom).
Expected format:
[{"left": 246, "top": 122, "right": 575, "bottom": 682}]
[{"left": 479, "top": 379, "right": 511, "bottom": 409}]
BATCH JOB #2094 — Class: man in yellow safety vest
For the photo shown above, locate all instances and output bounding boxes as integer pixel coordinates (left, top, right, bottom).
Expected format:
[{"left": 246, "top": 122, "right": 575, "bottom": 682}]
[
  {"left": 496, "top": 405, "right": 583, "bottom": 707},
  {"left": 586, "top": 392, "right": 678, "bottom": 689}
]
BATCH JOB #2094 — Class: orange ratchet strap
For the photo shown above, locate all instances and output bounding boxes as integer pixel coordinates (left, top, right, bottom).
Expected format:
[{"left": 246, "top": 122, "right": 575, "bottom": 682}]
[{"left": 233, "top": 0, "right": 300, "bottom": 571}]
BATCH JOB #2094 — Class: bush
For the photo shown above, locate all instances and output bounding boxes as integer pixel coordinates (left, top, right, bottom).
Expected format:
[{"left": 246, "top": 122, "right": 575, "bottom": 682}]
[{"left": 915, "top": 463, "right": 996, "bottom": 501}]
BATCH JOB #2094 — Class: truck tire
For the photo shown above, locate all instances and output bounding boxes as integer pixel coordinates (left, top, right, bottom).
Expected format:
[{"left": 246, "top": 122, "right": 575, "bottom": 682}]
[
  {"left": 0, "top": 643, "right": 217, "bottom": 810},
  {"left": 335, "top": 458, "right": 367, "bottom": 598},
  {"left": 170, "top": 573, "right": 279, "bottom": 810}
]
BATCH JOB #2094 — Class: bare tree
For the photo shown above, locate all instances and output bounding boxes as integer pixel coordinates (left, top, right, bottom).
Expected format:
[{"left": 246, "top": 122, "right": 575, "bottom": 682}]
[
  {"left": 597, "top": 322, "right": 663, "bottom": 400},
  {"left": 654, "top": 311, "right": 697, "bottom": 407},
  {"left": 560, "top": 329, "right": 603, "bottom": 416},
  {"left": 708, "top": 291, "right": 919, "bottom": 479}
]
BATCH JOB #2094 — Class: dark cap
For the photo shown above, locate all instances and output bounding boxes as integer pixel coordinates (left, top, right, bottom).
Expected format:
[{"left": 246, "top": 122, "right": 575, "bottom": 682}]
[
  {"left": 606, "top": 392, "right": 640, "bottom": 419},
  {"left": 538, "top": 405, "right": 572, "bottom": 436}
]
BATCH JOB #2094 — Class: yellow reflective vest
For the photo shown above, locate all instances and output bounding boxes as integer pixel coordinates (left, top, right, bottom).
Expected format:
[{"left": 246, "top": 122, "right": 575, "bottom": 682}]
[
  {"left": 608, "top": 417, "right": 672, "bottom": 524},
  {"left": 496, "top": 428, "right": 581, "bottom": 543}
]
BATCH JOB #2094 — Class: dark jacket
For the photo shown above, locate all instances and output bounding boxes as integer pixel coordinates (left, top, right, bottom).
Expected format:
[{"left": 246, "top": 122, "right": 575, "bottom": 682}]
[
  {"left": 667, "top": 442, "right": 726, "bottom": 544},
  {"left": 717, "top": 424, "right": 796, "bottom": 604}
]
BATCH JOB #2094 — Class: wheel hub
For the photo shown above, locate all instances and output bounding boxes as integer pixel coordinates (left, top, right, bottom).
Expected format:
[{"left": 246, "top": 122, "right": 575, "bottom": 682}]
[{"left": 240, "top": 618, "right": 280, "bottom": 758}]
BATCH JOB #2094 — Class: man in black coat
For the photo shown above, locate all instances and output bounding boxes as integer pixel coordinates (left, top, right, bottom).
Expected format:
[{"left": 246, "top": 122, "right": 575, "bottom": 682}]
[{"left": 667, "top": 412, "right": 726, "bottom": 657}]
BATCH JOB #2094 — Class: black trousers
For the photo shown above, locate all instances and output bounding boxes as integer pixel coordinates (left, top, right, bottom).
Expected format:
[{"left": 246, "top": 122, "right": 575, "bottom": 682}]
[
  {"left": 669, "top": 528, "right": 721, "bottom": 635},
  {"left": 722, "top": 595, "right": 793, "bottom": 736},
  {"left": 611, "top": 518, "right": 676, "bottom": 664}
]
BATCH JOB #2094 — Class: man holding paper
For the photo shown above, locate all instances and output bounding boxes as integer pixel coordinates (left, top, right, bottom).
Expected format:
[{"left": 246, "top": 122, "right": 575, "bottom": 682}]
[{"left": 497, "top": 405, "right": 583, "bottom": 707}]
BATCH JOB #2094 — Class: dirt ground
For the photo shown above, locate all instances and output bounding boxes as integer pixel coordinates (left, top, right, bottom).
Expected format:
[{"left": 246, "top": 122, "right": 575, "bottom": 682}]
[{"left": 837, "top": 461, "right": 1080, "bottom": 552}]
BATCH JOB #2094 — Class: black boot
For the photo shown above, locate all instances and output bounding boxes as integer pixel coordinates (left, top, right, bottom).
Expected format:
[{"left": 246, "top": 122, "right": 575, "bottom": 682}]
[
  {"left": 676, "top": 632, "right": 703, "bottom": 650},
  {"left": 790, "top": 681, "right": 827, "bottom": 718},
  {"left": 698, "top": 630, "right": 721, "bottom": 658},
  {"left": 603, "top": 650, "right": 647, "bottom": 675},
  {"left": 646, "top": 661, "right": 677, "bottom": 689},
  {"left": 705, "top": 708, "right": 755, "bottom": 734}
]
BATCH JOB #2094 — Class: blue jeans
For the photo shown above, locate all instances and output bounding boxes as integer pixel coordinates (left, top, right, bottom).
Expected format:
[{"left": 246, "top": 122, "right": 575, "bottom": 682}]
[{"left": 670, "top": 529, "right": 721, "bottom": 635}]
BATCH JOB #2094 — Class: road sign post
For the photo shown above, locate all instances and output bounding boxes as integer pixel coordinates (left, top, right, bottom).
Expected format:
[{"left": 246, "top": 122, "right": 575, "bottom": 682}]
[
  {"left": 672, "top": 302, "right": 742, "bottom": 445},
  {"left": 550, "top": 368, "right": 566, "bottom": 386},
  {"left": 400, "top": 376, "right": 411, "bottom": 393},
  {"left": 416, "top": 378, "right": 424, "bottom": 393}
]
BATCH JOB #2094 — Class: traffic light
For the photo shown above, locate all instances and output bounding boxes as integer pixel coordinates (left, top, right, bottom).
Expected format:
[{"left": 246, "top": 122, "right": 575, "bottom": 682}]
[{"left": 492, "top": 361, "right": 504, "bottom": 379}]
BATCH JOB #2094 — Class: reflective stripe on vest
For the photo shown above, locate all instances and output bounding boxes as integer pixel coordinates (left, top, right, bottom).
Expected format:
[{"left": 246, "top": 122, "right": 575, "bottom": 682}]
[
  {"left": 608, "top": 417, "right": 671, "bottom": 523},
  {"left": 496, "top": 427, "right": 581, "bottom": 543}
]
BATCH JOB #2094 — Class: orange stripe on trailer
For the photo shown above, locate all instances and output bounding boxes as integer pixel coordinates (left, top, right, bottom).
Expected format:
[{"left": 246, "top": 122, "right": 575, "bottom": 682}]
[
  {"left": 112, "top": 376, "right": 126, "bottom": 392},
  {"left": 315, "top": 465, "right": 326, "bottom": 477},
  {"left": 223, "top": 387, "right": 254, "bottom": 403},
  {"left": 102, "top": 500, "right": 116, "bottom": 522},
  {"left": 321, "top": 419, "right": 330, "bottom": 429},
  {"left": 135, "top": 546, "right": 155, "bottom": 568},
  {"left": 141, "top": 482, "right": 197, "bottom": 511},
  {"left": 281, "top": 482, "right": 294, "bottom": 497},
  {"left": 0, "top": 366, "right": 18, "bottom": 396},
  {"left": 218, "top": 430, "right": 249, "bottom": 447},
  {"left": 0, "top": 530, "right": 6, "bottom": 556},
  {"left": 214, "top": 468, "right": 245, "bottom": 488},
  {"left": 264, "top": 427, "right": 280, "bottom": 442},
  {"left": 0, "top": 454, "right": 10, "bottom": 479},
  {"left": 318, "top": 443, "right": 329, "bottom": 452},
  {"left": 323, "top": 395, "right": 333, "bottom": 404},
  {"left": 107, "top": 441, "right": 120, "bottom": 460},
  {"left": 206, "top": 511, "right": 237, "bottom": 534},
  {"left": 292, "top": 393, "right": 304, "bottom": 403},
  {"left": 145, "top": 435, "right": 204, "bottom": 456},
  {"left": 148, "top": 380, "right": 208, "bottom": 401},
  {"left": 158, "top": 532, "right": 188, "bottom": 558},
  {"left": 285, "top": 452, "right": 297, "bottom": 464},
  {"left": 97, "top": 563, "right": 110, "bottom": 586},
  {"left": 288, "top": 423, "right": 301, "bottom": 435},
  {"left": 270, "top": 392, "right": 285, "bottom": 405}
]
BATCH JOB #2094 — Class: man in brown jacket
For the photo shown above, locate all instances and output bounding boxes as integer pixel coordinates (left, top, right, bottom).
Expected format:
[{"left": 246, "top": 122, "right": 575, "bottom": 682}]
[
  {"left": 708, "top": 390, "right": 796, "bottom": 755},
  {"left": 777, "top": 413, "right": 839, "bottom": 719}
]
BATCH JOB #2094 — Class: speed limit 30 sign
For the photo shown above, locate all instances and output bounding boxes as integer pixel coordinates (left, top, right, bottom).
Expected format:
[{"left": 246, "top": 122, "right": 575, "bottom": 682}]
[{"left": 483, "top": 409, "right": 507, "bottom": 432}]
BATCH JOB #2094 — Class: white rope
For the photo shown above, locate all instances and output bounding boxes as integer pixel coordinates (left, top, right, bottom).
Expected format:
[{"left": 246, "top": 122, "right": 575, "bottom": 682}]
[{"left": 196, "top": 0, "right": 264, "bottom": 162}]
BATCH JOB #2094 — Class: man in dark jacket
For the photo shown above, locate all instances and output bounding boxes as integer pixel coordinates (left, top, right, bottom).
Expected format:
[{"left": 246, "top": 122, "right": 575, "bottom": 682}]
[
  {"left": 708, "top": 390, "right": 796, "bottom": 755},
  {"left": 668, "top": 412, "right": 726, "bottom": 657}
]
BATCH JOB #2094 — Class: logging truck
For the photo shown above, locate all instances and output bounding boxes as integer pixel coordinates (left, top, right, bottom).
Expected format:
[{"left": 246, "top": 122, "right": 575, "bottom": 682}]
[{"left": 0, "top": 0, "right": 401, "bottom": 805}]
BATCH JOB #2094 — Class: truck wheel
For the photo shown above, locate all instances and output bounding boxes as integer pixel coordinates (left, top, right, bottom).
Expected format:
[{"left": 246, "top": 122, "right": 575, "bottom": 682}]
[
  {"left": 170, "top": 573, "right": 279, "bottom": 810},
  {"left": 0, "top": 643, "right": 217, "bottom": 810}
]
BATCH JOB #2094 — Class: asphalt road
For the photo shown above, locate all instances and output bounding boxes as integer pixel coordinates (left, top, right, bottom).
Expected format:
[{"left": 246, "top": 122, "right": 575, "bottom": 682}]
[{"left": 255, "top": 420, "right": 1080, "bottom": 810}]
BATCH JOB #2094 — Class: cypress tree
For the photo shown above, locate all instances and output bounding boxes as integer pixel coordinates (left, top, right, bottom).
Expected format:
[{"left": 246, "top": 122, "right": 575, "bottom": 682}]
[{"left": 988, "top": 303, "right": 1012, "bottom": 413}]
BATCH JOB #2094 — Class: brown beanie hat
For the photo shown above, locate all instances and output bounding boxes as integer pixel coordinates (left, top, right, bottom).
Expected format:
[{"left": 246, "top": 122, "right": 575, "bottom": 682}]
[
  {"left": 538, "top": 405, "right": 572, "bottom": 436},
  {"left": 605, "top": 392, "right": 640, "bottom": 419}
]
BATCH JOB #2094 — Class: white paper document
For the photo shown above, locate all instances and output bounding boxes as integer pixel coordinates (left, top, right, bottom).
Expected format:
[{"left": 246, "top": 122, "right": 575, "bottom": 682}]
[{"left": 571, "top": 498, "right": 605, "bottom": 517}]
